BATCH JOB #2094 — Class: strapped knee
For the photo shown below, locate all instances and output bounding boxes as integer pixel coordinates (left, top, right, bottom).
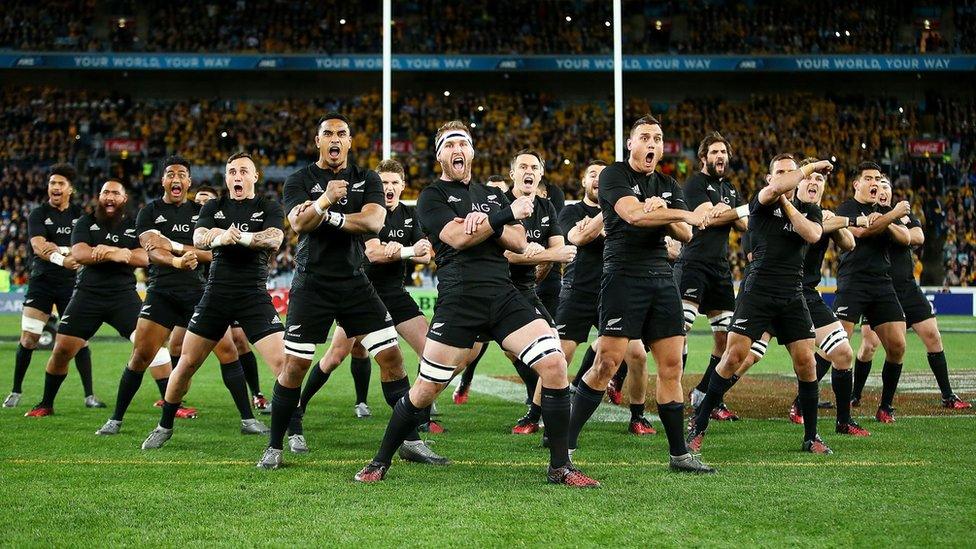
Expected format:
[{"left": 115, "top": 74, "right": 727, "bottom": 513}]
[
  {"left": 750, "top": 339, "right": 769, "bottom": 360},
  {"left": 21, "top": 316, "right": 45, "bottom": 335},
  {"left": 708, "top": 311, "right": 733, "bottom": 333},
  {"left": 517, "top": 334, "right": 562, "bottom": 369},
  {"left": 361, "top": 326, "right": 399, "bottom": 358},
  {"left": 819, "top": 328, "right": 848, "bottom": 356},
  {"left": 284, "top": 341, "right": 316, "bottom": 361},
  {"left": 149, "top": 346, "right": 171, "bottom": 368},
  {"left": 418, "top": 356, "right": 455, "bottom": 384},
  {"left": 682, "top": 304, "right": 698, "bottom": 333}
]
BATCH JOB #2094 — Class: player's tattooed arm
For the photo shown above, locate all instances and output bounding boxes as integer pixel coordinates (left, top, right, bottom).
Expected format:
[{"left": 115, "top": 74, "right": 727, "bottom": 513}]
[
  {"left": 241, "top": 227, "right": 284, "bottom": 250},
  {"left": 140, "top": 231, "right": 201, "bottom": 269},
  {"left": 194, "top": 227, "right": 226, "bottom": 249}
]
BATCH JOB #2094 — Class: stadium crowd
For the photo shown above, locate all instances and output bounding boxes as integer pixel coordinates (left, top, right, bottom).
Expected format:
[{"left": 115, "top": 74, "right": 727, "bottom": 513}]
[
  {"left": 2, "top": 0, "right": 974, "bottom": 55},
  {"left": 1, "top": 85, "right": 974, "bottom": 287}
]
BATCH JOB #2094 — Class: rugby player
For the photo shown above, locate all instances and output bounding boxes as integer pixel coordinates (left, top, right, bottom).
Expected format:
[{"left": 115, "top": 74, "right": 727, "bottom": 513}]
[
  {"left": 832, "top": 163, "right": 911, "bottom": 423},
  {"left": 258, "top": 113, "right": 443, "bottom": 468},
  {"left": 565, "top": 115, "right": 713, "bottom": 473},
  {"left": 6, "top": 164, "right": 100, "bottom": 409},
  {"left": 554, "top": 160, "right": 656, "bottom": 436},
  {"left": 354, "top": 121, "right": 599, "bottom": 487},
  {"left": 286, "top": 158, "right": 449, "bottom": 450},
  {"left": 854, "top": 178, "right": 971, "bottom": 410},
  {"left": 687, "top": 154, "right": 835, "bottom": 454},
  {"left": 502, "top": 149, "right": 576, "bottom": 433},
  {"left": 141, "top": 152, "right": 283, "bottom": 449},
  {"left": 25, "top": 180, "right": 146, "bottom": 417},
  {"left": 679, "top": 132, "right": 747, "bottom": 422},
  {"left": 189, "top": 185, "right": 268, "bottom": 410},
  {"left": 96, "top": 157, "right": 252, "bottom": 435}
]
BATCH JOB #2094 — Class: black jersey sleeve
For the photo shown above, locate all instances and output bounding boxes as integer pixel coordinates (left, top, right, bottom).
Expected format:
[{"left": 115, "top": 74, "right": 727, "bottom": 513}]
[
  {"left": 135, "top": 202, "right": 154, "bottom": 237},
  {"left": 547, "top": 182, "right": 565, "bottom": 212},
  {"left": 417, "top": 186, "right": 456, "bottom": 239},
  {"left": 834, "top": 199, "right": 858, "bottom": 220},
  {"left": 666, "top": 177, "right": 688, "bottom": 211},
  {"left": 71, "top": 215, "right": 93, "bottom": 246},
  {"left": 544, "top": 199, "right": 562, "bottom": 239},
  {"left": 557, "top": 203, "right": 584, "bottom": 238},
  {"left": 600, "top": 165, "right": 636, "bottom": 216},
  {"left": 682, "top": 177, "right": 710, "bottom": 211},
  {"left": 195, "top": 199, "right": 217, "bottom": 230},
  {"left": 409, "top": 207, "right": 424, "bottom": 243},
  {"left": 364, "top": 170, "right": 384, "bottom": 208},
  {"left": 282, "top": 172, "right": 309, "bottom": 214},
  {"left": 27, "top": 207, "right": 45, "bottom": 240},
  {"left": 261, "top": 199, "right": 285, "bottom": 231}
]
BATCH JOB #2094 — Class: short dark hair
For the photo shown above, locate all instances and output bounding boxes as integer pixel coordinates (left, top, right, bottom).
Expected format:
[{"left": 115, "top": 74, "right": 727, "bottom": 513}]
[
  {"left": 194, "top": 185, "right": 218, "bottom": 196},
  {"left": 630, "top": 114, "right": 662, "bottom": 135},
  {"left": 581, "top": 159, "right": 607, "bottom": 176},
  {"left": 697, "top": 131, "right": 732, "bottom": 160},
  {"left": 510, "top": 149, "right": 545, "bottom": 171},
  {"left": 48, "top": 163, "right": 76, "bottom": 184},
  {"left": 102, "top": 178, "right": 127, "bottom": 193},
  {"left": 162, "top": 155, "right": 191, "bottom": 175},
  {"left": 767, "top": 153, "right": 797, "bottom": 174},
  {"left": 226, "top": 151, "right": 255, "bottom": 165},
  {"left": 376, "top": 159, "right": 405, "bottom": 180},
  {"left": 486, "top": 174, "right": 506, "bottom": 183},
  {"left": 854, "top": 161, "right": 883, "bottom": 180},
  {"left": 317, "top": 112, "right": 350, "bottom": 130}
]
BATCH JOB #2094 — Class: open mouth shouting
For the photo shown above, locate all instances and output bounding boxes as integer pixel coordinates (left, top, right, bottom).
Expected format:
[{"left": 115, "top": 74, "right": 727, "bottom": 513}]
[
  {"left": 869, "top": 184, "right": 879, "bottom": 199},
  {"left": 170, "top": 183, "right": 184, "bottom": 199},
  {"left": 328, "top": 145, "right": 341, "bottom": 162},
  {"left": 451, "top": 153, "right": 465, "bottom": 173},
  {"left": 385, "top": 190, "right": 395, "bottom": 203},
  {"left": 232, "top": 182, "right": 245, "bottom": 198},
  {"left": 644, "top": 151, "right": 656, "bottom": 167}
]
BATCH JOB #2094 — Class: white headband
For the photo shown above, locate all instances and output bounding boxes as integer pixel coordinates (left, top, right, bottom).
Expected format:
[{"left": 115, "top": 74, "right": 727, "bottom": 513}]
[{"left": 436, "top": 131, "right": 473, "bottom": 155}]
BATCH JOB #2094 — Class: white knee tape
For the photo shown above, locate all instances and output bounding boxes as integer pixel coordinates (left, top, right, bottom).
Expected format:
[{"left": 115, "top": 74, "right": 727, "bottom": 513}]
[
  {"left": 682, "top": 304, "right": 698, "bottom": 333},
  {"left": 284, "top": 341, "right": 316, "bottom": 360},
  {"left": 149, "top": 347, "right": 171, "bottom": 368},
  {"left": 129, "top": 332, "right": 137, "bottom": 343},
  {"left": 819, "top": 328, "right": 848, "bottom": 356},
  {"left": 750, "top": 339, "right": 769, "bottom": 359},
  {"left": 518, "top": 334, "right": 562, "bottom": 368},
  {"left": 22, "top": 316, "right": 45, "bottom": 335},
  {"left": 708, "top": 311, "right": 733, "bottom": 333},
  {"left": 418, "top": 356, "right": 455, "bottom": 384},
  {"left": 361, "top": 326, "right": 399, "bottom": 358}
]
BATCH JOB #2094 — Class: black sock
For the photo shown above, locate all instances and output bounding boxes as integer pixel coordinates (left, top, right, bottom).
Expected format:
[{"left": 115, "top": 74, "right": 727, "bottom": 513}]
[
  {"left": 571, "top": 346, "right": 597, "bottom": 388},
  {"left": 381, "top": 377, "right": 420, "bottom": 442},
  {"left": 350, "top": 356, "right": 371, "bottom": 404},
  {"left": 852, "top": 358, "right": 872, "bottom": 400},
  {"left": 798, "top": 379, "right": 819, "bottom": 441},
  {"left": 695, "top": 355, "right": 721, "bottom": 393},
  {"left": 630, "top": 402, "right": 645, "bottom": 421},
  {"left": 682, "top": 350, "right": 688, "bottom": 372},
  {"left": 220, "top": 361, "right": 254, "bottom": 420},
  {"left": 373, "top": 395, "right": 423, "bottom": 465},
  {"left": 159, "top": 400, "right": 180, "bottom": 429},
  {"left": 612, "top": 362, "right": 628, "bottom": 385},
  {"left": 526, "top": 402, "right": 542, "bottom": 422},
  {"left": 111, "top": 367, "right": 145, "bottom": 421},
  {"left": 154, "top": 377, "right": 168, "bottom": 399},
  {"left": 512, "top": 359, "right": 539, "bottom": 403},
  {"left": 75, "top": 346, "right": 94, "bottom": 397},
  {"left": 927, "top": 351, "right": 953, "bottom": 398},
  {"left": 658, "top": 401, "right": 689, "bottom": 456},
  {"left": 39, "top": 371, "right": 67, "bottom": 408},
  {"left": 880, "top": 361, "right": 903, "bottom": 410},
  {"left": 693, "top": 372, "right": 736, "bottom": 433},
  {"left": 239, "top": 351, "right": 261, "bottom": 396},
  {"left": 288, "top": 407, "right": 304, "bottom": 436},
  {"left": 12, "top": 344, "right": 33, "bottom": 393},
  {"left": 832, "top": 368, "right": 853, "bottom": 424},
  {"left": 269, "top": 381, "right": 300, "bottom": 450},
  {"left": 567, "top": 379, "right": 604, "bottom": 449},
  {"left": 815, "top": 354, "right": 831, "bottom": 382},
  {"left": 460, "top": 344, "right": 488, "bottom": 387},
  {"left": 170, "top": 355, "right": 181, "bottom": 370},
  {"left": 541, "top": 386, "right": 571, "bottom": 468},
  {"left": 299, "top": 363, "right": 331, "bottom": 413}
]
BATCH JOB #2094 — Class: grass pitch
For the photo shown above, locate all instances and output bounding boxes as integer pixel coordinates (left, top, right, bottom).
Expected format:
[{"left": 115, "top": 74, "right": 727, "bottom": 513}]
[{"left": 1, "top": 314, "right": 974, "bottom": 547}]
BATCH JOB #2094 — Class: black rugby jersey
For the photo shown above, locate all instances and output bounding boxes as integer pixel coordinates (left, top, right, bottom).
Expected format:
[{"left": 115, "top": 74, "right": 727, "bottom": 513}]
[
  {"left": 71, "top": 213, "right": 141, "bottom": 294},
  {"left": 416, "top": 179, "right": 515, "bottom": 291},
  {"left": 365, "top": 203, "right": 423, "bottom": 293},
  {"left": 504, "top": 190, "right": 561, "bottom": 290},
  {"left": 283, "top": 163, "right": 384, "bottom": 283},
  {"left": 27, "top": 202, "right": 81, "bottom": 284},
  {"left": 136, "top": 199, "right": 205, "bottom": 291},
  {"left": 599, "top": 161, "right": 686, "bottom": 276},
  {"left": 679, "top": 171, "right": 743, "bottom": 264},
  {"left": 558, "top": 200, "right": 603, "bottom": 295},
  {"left": 195, "top": 195, "right": 284, "bottom": 292},
  {"left": 743, "top": 194, "right": 823, "bottom": 298}
]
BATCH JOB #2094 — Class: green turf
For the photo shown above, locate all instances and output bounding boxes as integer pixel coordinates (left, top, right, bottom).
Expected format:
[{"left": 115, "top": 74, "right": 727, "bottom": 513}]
[{"left": 0, "top": 314, "right": 974, "bottom": 547}]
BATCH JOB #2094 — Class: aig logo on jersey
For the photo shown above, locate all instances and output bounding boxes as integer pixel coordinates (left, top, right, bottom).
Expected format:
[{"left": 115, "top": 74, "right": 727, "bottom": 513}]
[
  {"left": 387, "top": 229, "right": 405, "bottom": 239},
  {"left": 472, "top": 203, "right": 491, "bottom": 213},
  {"left": 527, "top": 229, "right": 542, "bottom": 239},
  {"left": 172, "top": 224, "right": 191, "bottom": 233},
  {"left": 104, "top": 233, "right": 119, "bottom": 243},
  {"left": 55, "top": 226, "right": 72, "bottom": 235}
]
